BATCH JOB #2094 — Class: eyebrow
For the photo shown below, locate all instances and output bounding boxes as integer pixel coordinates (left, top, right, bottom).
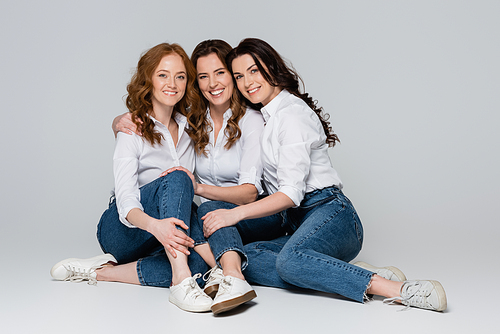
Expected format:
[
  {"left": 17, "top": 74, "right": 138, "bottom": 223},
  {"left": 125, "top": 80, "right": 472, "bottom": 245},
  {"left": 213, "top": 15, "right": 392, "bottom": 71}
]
[
  {"left": 157, "top": 69, "right": 186, "bottom": 75},
  {"left": 233, "top": 64, "right": 256, "bottom": 76}
]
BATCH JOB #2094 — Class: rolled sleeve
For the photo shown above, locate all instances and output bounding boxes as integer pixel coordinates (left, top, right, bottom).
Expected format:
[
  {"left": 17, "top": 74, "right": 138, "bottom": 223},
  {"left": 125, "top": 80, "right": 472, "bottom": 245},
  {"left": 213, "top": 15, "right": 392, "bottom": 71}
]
[
  {"left": 113, "top": 133, "right": 143, "bottom": 228},
  {"left": 275, "top": 107, "right": 322, "bottom": 205}
]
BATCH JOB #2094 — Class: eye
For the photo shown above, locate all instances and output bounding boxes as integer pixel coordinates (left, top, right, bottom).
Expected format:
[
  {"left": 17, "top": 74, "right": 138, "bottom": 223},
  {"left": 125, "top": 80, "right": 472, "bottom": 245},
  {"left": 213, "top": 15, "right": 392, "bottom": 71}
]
[
  {"left": 176, "top": 75, "right": 186, "bottom": 80},
  {"left": 250, "top": 68, "right": 258, "bottom": 74},
  {"left": 159, "top": 73, "right": 167, "bottom": 78},
  {"left": 234, "top": 74, "right": 243, "bottom": 80},
  {"left": 198, "top": 75, "right": 208, "bottom": 80},
  {"left": 216, "top": 70, "right": 225, "bottom": 76}
]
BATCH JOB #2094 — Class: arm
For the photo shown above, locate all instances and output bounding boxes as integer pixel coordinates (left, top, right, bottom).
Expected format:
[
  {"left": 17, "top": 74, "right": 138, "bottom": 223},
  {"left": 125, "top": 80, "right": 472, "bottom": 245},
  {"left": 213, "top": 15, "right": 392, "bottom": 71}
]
[
  {"left": 160, "top": 167, "right": 258, "bottom": 206},
  {"left": 112, "top": 112, "right": 141, "bottom": 137},
  {"left": 197, "top": 183, "right": 257, "bottom": 206},
  {"left": 114, "top": 133, "right": 193, "bottom": 257},
  {"left": 202, "top": 191, "right": 294, "bottom": 237},
  {"left": 126, "top": 208, "right": 194, "bottom": 257}
]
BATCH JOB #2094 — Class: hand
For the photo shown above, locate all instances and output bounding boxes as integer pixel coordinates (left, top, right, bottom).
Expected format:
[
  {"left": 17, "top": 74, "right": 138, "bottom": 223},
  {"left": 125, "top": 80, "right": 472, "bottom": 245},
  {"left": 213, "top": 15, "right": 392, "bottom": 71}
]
[
  {"left": 112, "top": 112, "right": 141, "bottom": 136},
  {"left": 148, "top": 217, "right": 194, "bottom": 258},
  {"left": 159, "top": 166, "right": 198, "bottom": 194},
  {"left": 202, "top": 209, "right": 240, "bottom": 237}
]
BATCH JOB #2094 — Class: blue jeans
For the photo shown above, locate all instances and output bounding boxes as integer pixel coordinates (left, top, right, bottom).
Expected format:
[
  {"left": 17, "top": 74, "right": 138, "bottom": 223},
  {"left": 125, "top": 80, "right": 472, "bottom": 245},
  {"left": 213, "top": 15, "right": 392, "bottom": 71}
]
[
  {"left": 195, "top": 200, "right": 286, "bottom": 270},
  {"left": 243, "top": 186, "right": 373, "bottom": 303},
  {"left": 97, "top": 170, "right": 208, "bottom": 287}
]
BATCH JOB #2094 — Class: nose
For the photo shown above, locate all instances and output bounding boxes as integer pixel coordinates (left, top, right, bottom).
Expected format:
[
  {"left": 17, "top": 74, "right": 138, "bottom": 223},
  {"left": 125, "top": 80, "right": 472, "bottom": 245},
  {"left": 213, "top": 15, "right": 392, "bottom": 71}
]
[
  {"left": 244, "top": 75, "right": 253, "bottom": 88},
  {"left": 167, "top": 76, "right": 176, "bottom": 88},
  {"left": 208, "top": 75, "right": 217, "bottom": 89}
]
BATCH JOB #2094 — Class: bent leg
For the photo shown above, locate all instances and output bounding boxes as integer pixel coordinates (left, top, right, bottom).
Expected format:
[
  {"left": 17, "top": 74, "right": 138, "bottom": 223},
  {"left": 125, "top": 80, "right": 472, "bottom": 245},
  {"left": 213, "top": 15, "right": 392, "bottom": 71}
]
[
  {"left": 96, "top": 171, "right": 199, "bottom": 287},
  {"left": 243, "top": 235, "right": 295, "bottom": 289},
  {"left": 276, "top": 193, "right": 372, "bottom": 303}
]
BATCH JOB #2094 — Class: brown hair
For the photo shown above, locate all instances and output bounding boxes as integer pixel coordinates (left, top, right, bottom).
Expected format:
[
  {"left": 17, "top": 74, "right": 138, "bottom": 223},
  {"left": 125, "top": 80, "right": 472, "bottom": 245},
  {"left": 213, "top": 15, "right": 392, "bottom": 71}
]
[
  {"left": 188, "top": 39, "right": 247, "bottom": 156},
  {"left": 125, "top": 43, "right": 199, "bottom": 146},
  {"left": 227, "top": 38, "right": 340, "bottom": 147}
]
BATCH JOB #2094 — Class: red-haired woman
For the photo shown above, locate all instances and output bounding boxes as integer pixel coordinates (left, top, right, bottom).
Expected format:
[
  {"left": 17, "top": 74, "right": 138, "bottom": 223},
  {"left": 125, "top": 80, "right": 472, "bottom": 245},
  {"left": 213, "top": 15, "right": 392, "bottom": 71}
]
[{"left": 50, "top": 43, "right": 213, "bottom": 313}]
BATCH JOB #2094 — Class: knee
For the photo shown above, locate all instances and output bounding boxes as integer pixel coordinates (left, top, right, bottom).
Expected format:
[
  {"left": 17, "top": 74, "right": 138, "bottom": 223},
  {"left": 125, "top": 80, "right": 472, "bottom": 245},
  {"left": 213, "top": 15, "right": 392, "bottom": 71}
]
[
  {"left": 276, "top": 248, "right": 296, "bottom": 283},
  {"left": 160, "top": 170, "right": 193, "bottom": 192},
  {"left": 163, "top": 169, "right": 190, "bottom": 183},
  {"left": 198, "top": 201, "right": 223, "bottom": 217}
]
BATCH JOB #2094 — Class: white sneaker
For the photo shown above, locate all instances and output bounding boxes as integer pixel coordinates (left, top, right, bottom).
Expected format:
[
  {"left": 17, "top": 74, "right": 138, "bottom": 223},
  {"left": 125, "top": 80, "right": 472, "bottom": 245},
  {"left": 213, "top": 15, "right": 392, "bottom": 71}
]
[
  {"left": 203, "top": 266, "right": 224, "bottom": 298},
  {"left": 169, "top": 274, "right": 212, "bottom": 312},
  {"left": 211, "top": 276, "right": 257, "bottom": 315},
  {"left": 50, "top": 254, "right": 117, "bottom": 285},
  {"left": 384, "top": 280, "right": 447, "bottom": 311},
  {"left": 354, "top": 261, "right": 407, "bottom": 282}
]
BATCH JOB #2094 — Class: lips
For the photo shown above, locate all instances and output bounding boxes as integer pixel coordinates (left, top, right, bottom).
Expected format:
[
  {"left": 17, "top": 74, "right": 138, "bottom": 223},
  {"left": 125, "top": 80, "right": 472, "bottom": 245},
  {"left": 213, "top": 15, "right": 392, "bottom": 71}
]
[
  {"left": 162, "top": 90, "right": 177, "bottom": 96},
  {"left": 210, "top": 88, "right": 224, "bottom": 96},
  {"left": 248, "top": 87, "right": 259, "bottom": 94}
]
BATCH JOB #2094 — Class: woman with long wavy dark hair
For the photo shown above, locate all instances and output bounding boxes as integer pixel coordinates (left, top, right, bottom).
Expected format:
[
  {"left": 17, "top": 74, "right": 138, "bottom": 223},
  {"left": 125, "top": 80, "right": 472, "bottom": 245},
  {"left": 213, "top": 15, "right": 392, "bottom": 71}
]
[
  {"left": 50, "top": 43, "right": 214, "bottom": 313},
  {"left": 201, "top": 38, "right": 447, "bottom": 312}
]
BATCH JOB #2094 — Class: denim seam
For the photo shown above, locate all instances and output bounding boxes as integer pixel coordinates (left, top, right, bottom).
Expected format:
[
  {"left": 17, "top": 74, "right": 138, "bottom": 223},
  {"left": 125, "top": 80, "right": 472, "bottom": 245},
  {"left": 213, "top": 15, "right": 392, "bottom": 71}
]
[
  {"left": 288, "top": 249, "right": 371, "bottom": 303},
  {"left": 136, "top": 258, "right": 146, "bottom": 286},
  {"left": 194, "top": 240, "right": 208, "bottom": 247}
]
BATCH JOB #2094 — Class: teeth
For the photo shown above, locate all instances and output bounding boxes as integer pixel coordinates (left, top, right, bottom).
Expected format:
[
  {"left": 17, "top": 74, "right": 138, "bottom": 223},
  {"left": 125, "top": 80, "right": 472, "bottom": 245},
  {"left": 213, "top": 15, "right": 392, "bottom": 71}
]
[
  {"left": 210, "top": 89, "right": 224, "bottom": 96},
  {"left": 163, "top": 91, "right": 177, "bottom": 96},
  {"left": 248, "top": 88, "right": 259, "bottom": 94}
]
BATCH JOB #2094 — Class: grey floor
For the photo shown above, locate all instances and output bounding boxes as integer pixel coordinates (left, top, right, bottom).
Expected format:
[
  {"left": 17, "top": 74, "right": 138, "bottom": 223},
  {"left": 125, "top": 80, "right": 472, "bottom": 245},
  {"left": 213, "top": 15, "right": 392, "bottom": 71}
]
[{"left": 1, "top": 223, "right": 496, "bottom": 334}]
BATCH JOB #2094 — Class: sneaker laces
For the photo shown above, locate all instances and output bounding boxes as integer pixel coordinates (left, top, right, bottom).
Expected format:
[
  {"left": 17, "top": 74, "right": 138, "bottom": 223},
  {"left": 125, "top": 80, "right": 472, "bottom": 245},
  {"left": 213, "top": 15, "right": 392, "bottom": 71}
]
[
  {"left": 202, "top": 266, "right": 224, "bottom": 284},
  {"left": 383, "top": 281, "right": 425, "bottom": 311},
  {"left": 218, "top": 276, "right": 234, "bottom": 294},
  {"left": 183, "top": 274, "right": 206, "bottom": 300},
  {"left": 64, "top": 264, "right": 100, "bottom": 285}
]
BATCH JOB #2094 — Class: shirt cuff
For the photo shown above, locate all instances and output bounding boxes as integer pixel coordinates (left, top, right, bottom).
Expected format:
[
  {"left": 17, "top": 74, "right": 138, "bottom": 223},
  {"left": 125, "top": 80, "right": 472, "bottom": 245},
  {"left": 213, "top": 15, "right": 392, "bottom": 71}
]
[
  {"left": 238, "top": 167, "right": 263, "bottom": 194},
  {"left": 118, "top": 200, "right": 144, "bottom": 228},
  {"left": 278, "top": 186, "right": 304, "bottom": 207}
]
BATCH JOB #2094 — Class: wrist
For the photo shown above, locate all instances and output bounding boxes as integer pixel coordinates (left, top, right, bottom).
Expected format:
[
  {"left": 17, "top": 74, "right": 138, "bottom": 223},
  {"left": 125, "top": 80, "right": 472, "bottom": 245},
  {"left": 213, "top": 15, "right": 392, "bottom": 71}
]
[
  {"left": 196, "top": 183, "right": 205, "bottom": 197},
  {"left": 232, "top": 206, "right": 246, "bottom": 222}
]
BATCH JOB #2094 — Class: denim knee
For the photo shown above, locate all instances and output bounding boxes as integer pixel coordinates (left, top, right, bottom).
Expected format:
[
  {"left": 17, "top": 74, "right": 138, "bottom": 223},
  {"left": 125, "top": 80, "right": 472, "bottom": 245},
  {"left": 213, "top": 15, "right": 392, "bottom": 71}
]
[{"left": 275, "top": 247, "right": 297, "bottom": 285}]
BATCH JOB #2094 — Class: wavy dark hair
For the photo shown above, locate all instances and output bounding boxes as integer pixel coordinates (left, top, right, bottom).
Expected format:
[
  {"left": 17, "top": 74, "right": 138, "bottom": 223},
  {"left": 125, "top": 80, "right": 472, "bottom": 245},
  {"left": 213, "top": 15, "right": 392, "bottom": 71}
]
[
  {"left": 125, "top": 43, "right": 199, "bottom": 146},
  {"left": 188, "top": 39, "right": 247, "bottom": 156},
  {"left": 227, "top": 38, "right": 339, "bottom": 147}
]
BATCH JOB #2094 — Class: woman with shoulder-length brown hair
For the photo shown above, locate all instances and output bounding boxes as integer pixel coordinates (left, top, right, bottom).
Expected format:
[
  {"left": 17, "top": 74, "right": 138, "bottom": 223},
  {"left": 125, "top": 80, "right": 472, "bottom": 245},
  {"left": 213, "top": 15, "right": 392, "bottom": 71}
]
[
  {"left": 201, "top": 37, "right": 448, "bottom": 312},
  {"left": 50, "top": 43, "right": 214, "bottom": 313},
  {"left": 113, "top": 39, "right": 283, "bottom": 314}
]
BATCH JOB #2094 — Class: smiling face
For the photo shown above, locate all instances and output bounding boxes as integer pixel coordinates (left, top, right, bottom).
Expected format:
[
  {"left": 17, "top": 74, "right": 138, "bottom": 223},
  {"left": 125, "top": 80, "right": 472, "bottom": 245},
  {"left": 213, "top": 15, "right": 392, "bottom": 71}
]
[
  {"left": 231, "top": 54, "right": 281, "bottom": 106},
  {"left": 196, "top": 53, "right": 233, "bottom": 112},
  {"left": 151, "top": 53, "right": 187, "bottom": 111}
]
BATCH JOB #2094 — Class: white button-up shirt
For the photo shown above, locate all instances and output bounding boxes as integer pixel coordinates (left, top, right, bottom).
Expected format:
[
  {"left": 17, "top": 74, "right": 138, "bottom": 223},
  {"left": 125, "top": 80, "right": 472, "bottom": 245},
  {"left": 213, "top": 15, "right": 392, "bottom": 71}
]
[
  {"left": 260, "top": 90, "right": 342, "bottom": 206},
  {"left": 195, "top": 107, "right": 265, "bottom": 202},
  {"left": 113, "top": 113, "right": 195, "bottom": 227}
]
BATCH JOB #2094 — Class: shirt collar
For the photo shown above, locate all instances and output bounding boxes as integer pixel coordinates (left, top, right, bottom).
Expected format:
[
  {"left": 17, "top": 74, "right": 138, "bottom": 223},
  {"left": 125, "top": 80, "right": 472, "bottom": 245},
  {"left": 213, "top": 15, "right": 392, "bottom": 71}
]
[
  {"left": 260, "top": 89, "right": 289, "bottom": 122},
  {"left": 206, "top": 107, "right": 233, "bottom": 122},
  {"left": 148, "top": 112, "right": 187, "bottom": 129}
]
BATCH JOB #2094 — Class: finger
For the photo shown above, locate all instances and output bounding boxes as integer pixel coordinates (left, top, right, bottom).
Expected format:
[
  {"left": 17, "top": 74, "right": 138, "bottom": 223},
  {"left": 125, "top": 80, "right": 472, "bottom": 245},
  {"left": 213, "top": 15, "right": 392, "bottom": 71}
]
[
  {"left": 173, "top": 232, "right": 195, "bottom": 247},
  {"left": 173, "top": 219, "right": 189, "bottom": 230},
  {"left": 171, "top": 242, "right": 191, "bottom": 255},
  {"left": 165, "top": 244, "right": 177, "bottom": 258}
]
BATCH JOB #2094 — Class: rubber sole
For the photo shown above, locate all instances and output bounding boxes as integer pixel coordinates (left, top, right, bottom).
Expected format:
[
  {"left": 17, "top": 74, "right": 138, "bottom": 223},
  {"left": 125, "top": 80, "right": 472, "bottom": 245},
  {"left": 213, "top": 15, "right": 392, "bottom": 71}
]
[
  {"left": 204, "top": 284, "right": 219, "bottom": 299},
  {"left": 168, "top": 294, "right": 212, "bottom": 313},
  {"left": 211, "top": 290, "right": 257, "bottom": 315}
]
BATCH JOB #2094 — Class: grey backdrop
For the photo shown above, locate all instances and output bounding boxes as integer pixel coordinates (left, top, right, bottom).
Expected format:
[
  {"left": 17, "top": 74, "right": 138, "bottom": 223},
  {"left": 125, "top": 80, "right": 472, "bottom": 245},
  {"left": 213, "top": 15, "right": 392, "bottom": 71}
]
[{"left": 1, "top": 0, "right": 498, "bottom": 333}]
